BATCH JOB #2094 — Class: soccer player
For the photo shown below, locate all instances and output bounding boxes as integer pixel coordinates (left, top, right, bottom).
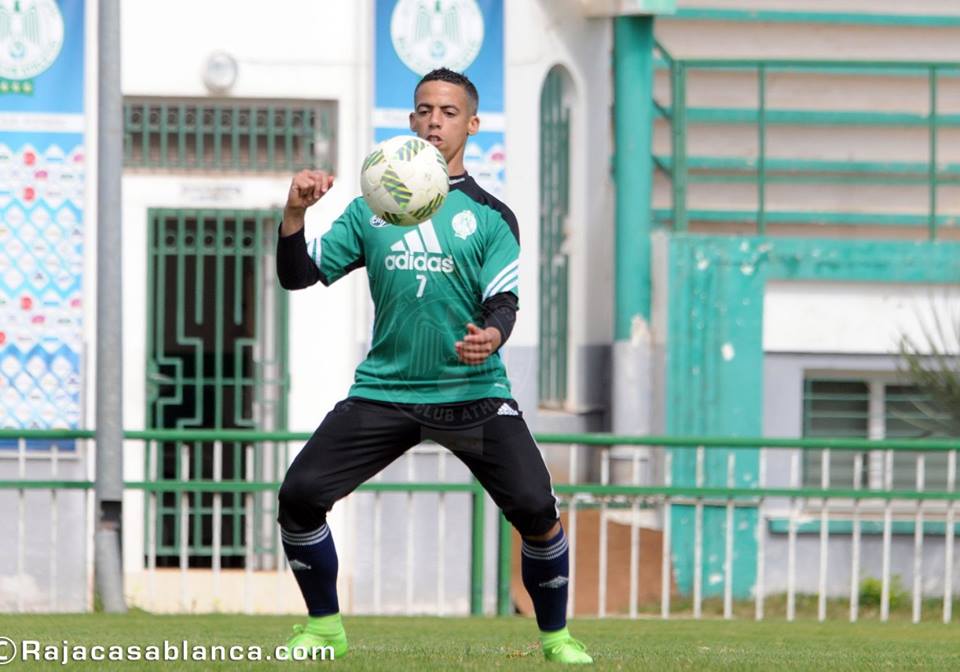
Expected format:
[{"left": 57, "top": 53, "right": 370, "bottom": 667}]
[{"left": 275, "top": 67, "right": 592, "bottom": 664}]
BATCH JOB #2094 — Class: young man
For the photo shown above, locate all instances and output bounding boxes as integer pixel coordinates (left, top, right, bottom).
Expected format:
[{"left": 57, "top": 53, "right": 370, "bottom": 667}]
[{"left": 275, "top": 68, "right": 592, "bottom": 664}]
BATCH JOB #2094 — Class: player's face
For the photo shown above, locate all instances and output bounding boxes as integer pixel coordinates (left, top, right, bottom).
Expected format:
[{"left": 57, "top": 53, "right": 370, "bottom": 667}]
[{"left": 410, "top": 81, "right": 479, "bottom": 165}]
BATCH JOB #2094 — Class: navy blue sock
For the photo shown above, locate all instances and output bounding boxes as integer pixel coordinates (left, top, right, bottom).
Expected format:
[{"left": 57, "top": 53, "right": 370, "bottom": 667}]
[
  {"left": 521, "top": 526, "right": 569, "bottom": 632},
  {"left": 281, "top": 523, "right": 340, "bottom": 616}
]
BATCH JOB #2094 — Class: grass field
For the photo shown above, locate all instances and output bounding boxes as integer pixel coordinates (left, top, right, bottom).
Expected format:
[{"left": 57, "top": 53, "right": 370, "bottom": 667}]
[{"left": 0, "top": 613, "right": 958, "bottom": 671}]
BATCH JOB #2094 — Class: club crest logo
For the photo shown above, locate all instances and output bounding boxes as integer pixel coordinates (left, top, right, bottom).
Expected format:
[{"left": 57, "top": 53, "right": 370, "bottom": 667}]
[
  {"left": 451, "top": 210, "right": 477, "bottom": 240},
  {"left": 390, "top": 0, "right": 484, "bottom": 76},
  {"left": 0, "top": 0, "right": 65, "bottom": 81},
  {"left": 370, "top": 214, "right": 389, "bottom": 228}
]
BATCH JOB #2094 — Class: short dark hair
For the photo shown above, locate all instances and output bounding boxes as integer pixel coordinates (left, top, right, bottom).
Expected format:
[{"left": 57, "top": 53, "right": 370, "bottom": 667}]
[{"left": 415, "top": 67, "right": 479, "bottom": 115}]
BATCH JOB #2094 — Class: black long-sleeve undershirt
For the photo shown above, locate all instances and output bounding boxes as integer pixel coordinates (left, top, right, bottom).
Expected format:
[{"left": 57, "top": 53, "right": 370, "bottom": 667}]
[
  {"left": 276, "top": 226, "right": 518, "bottom": 347},
  {"left": 480, "top": 291, "right": 518, "bottom": 348},
  {"left": 276, "top": 226, "right": 327, "bottom": 289}
]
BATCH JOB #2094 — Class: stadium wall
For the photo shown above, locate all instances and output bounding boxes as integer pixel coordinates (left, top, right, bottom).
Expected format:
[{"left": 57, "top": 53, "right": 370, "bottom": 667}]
[{"left": 652, "top": 4, "right": 960, "bottom": 598}]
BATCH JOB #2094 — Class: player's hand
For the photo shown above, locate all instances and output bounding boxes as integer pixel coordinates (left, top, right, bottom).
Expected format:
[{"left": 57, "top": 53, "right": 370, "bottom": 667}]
[
  {"left": 281, "top": 170, "right": 334, "bottom": 237},
  {"left": 455, "top": 323, "right": 501, "bottom": 365},
  {"left": 285, "top": 169, "right": 335, "bottom": 213}
]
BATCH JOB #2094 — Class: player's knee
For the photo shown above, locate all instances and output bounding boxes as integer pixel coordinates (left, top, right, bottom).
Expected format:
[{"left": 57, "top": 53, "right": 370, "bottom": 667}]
[
  {"left": 278, "top": 469, "right": 304, "bottom": 504},
  {"left": 277, "top": 469, "right": 328, "bottom": 526},
  {"left": 503, "top": 492, "right": 559, "bottom": 537}
]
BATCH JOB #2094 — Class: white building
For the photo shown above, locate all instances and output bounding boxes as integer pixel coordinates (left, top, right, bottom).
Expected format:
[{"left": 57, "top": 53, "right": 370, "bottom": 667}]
[{"left": 3, "top": 0, "right": 960, "bottom": 614}]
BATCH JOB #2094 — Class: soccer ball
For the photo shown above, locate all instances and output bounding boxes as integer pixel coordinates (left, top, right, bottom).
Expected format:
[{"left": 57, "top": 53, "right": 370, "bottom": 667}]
[{"left": 360, "top": 135, "right": 449, "bottom": 226}]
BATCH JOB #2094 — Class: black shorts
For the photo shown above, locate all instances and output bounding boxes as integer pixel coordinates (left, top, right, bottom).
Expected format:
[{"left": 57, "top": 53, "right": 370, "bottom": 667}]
[{"left": 277, "top": 397, "right": 560, "bottom": 537}]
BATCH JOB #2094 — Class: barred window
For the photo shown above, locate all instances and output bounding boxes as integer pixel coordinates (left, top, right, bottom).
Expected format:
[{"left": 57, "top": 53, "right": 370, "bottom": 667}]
[
  {"left": 802, "top": 378, "right": 953, "bottom": 490},
  {"left": 124, "top": 98, "right": 336, "bottom": 173}
]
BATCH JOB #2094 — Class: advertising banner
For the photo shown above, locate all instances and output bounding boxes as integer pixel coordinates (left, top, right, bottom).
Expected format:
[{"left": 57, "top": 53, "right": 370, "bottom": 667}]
[
  {"left": 374, "top": 0, "right": 505, "bottom": 198},
  {"left": 0, "top": 0, "right": 85, "bottom": 437}
]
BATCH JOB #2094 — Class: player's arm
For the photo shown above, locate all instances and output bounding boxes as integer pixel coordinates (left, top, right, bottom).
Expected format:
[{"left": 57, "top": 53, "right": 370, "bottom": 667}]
[
  {"left": 481, "top": 291, "right": 519, "bottom": 344},
  {"left": 455, "top": 292, "right": 518, "bottom": 364},
  {"left": 458, "top": 204, "right": 521, "bottom": 365},
  {"left": 276, "top": 170, "right": 334, "bottom": 290}
]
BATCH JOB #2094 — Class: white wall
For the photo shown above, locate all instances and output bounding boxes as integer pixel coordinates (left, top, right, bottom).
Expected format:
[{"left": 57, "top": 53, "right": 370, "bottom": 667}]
[
  {"left": 764, "top": 281, "right": 960, "bottom": 355},
  {"left": 116, "top": 0, "right": 373, "bottom": 574},
  {"left": 505, "top": 0, "right": 614, "bottom": 412},
  {"left": 119, "top": 0, "right": 372, "bottom": 430}
]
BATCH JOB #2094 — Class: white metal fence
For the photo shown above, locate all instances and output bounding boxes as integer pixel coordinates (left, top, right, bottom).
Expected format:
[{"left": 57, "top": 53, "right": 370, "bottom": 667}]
[{"left": 2, "top": 430, "right": 959, "bottom": 622}]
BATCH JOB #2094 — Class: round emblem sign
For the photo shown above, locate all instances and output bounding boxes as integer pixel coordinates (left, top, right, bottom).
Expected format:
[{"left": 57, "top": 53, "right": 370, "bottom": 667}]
[
  {"left": 390, "top": 0, "right": 485, "bottom": 76},
  {"left": 0, "top": 0, "right": 65, "bottom": 81}
]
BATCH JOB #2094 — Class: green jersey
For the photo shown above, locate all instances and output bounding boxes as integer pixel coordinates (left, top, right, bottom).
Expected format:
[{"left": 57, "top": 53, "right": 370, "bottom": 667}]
[{"left": 307, "top": 174, "right": 521, "bottom": 404}]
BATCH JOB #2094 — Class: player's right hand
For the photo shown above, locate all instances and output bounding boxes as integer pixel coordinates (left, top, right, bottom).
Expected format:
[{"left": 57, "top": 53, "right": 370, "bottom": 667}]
[{"left": 285, "top": 170, "right": 335, "bottom": 212}]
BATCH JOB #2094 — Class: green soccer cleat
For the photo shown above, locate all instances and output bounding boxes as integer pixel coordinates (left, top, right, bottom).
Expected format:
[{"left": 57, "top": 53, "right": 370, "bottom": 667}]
[
  {"left": 281, "top": 613, "right": 348, "bottom": 661},
  {"left": 541, "top": 627, "right": 593, "bottom": 664}
]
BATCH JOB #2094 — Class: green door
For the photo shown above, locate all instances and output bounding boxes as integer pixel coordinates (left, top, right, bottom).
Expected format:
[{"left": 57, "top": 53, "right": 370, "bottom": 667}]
[{"left": 145, "top": 208, "right": 289, "bottom": 568}]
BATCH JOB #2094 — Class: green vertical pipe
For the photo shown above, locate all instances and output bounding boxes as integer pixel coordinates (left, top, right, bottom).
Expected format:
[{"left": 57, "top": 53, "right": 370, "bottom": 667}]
[
  {"left": 614, "top": 16, "right": 655, "bottom": 336},
  {"left": 470, "top": 480, "right": 485, "bottom": 615},
  {"left": 670, "top": 65, "right": 688, "bottom": 233},
  {"left": 496, "top": 512, "right": 512, "bottom": 616}
]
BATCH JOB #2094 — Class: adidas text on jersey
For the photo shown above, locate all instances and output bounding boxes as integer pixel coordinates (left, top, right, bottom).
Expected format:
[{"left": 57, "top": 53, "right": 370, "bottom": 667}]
[{"left": 384, "top": 220, "right": 454, "bottom": 273}]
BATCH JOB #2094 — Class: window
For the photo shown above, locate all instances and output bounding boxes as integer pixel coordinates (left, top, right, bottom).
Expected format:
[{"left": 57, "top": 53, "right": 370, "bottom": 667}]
[
  {"left": 538, "top": 66, "right": 571, "bottom": 407},
  {"left": 123, "top": 98, "right": 336, "bottom": 172},
  {"left": 802, "top": 378, "right": 954, "bottom": 490}
]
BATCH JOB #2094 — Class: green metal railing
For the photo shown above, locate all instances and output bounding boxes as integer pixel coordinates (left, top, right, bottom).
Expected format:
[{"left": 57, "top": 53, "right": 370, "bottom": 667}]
[
  {"left": 654, "top": 42, "right": 960, "bottom": 238},
  {"left": 4, "top": 428, "right": 960, "bottom": 618}
]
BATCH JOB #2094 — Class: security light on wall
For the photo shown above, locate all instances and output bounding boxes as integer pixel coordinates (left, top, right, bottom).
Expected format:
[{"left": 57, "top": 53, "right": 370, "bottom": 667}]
[{"left": 203, "top": 51, "right": 238, "bottom": 95}]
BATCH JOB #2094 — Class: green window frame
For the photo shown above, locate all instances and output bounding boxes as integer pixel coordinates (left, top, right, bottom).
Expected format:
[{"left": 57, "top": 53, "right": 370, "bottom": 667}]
[
  {"left": 539, "top": 66, "right": 571, "bottom": 408},
  {"left": 802, "top": 378, "right": 954, "bottom": 490},
  {"left": 123, "top": 98, "right": 335, "bottom": 172}
]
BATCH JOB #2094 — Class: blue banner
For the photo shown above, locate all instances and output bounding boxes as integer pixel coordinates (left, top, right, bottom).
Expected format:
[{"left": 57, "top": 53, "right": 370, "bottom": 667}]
[
  {"left": 374, "top": 0, "right": 505, "bottom": 198},
  {"left": 0, "top": 0, "right": 85, "bottom": 439}
]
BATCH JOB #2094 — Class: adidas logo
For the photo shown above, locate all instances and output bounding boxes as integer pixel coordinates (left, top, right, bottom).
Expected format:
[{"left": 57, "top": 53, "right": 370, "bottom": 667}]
[
  {"left": 497, "top": 403, "right": 519, "bottom": 416},
  {"left": 289, "top": 559, "right": 313, "bottom": 571},
  {"left": 538, "top": 575, "right": 569, "bottom": 589},
  {"left": 384, "top": 220, "right": 454, "bottom": 273}
]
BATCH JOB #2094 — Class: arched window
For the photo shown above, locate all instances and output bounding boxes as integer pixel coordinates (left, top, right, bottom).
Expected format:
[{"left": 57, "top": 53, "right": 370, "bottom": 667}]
[{"left": 539, "top": 65, "right": 571, "bottom": 407}]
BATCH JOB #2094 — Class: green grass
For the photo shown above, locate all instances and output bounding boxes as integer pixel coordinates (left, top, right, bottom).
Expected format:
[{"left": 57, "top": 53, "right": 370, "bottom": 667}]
[{"left": 0, "top": 613, "right": 958, "bottom": 671}]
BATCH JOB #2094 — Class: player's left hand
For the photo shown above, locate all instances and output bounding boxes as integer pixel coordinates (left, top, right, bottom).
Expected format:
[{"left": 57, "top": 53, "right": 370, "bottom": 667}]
[{"left": 455, "top": 323, "right": 501, "bottom": 365}]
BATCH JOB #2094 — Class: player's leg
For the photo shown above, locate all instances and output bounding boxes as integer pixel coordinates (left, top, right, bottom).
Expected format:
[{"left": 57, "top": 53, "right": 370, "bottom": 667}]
[
  {"left": 277, "top": 398, "right": 420, "bottom": 659},
  {"left": 426, "top": 401, "right": 592, "bottom": 664}
]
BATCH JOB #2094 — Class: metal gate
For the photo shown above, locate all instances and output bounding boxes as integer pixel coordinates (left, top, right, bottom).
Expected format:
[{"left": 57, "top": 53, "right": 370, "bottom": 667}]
[{"left": 145, "top": 208, "right": 289, "bottom": 569}]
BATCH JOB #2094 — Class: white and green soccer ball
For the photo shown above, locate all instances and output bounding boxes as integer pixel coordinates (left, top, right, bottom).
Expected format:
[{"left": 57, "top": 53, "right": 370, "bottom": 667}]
[{"left": 360, "top": 135, "right": 449, "bottom": 226}]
